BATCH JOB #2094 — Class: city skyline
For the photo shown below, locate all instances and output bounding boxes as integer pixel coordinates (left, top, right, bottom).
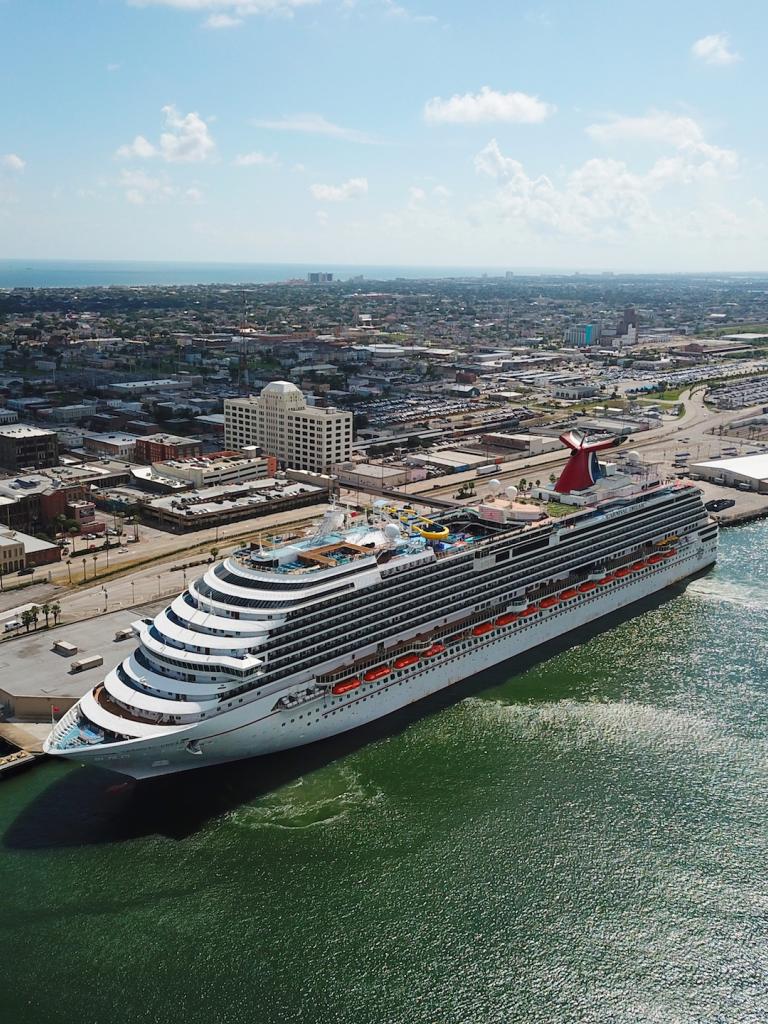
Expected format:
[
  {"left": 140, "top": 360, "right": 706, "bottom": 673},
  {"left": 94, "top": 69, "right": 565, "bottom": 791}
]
[{"left": 1, "top": 0, "right": 765, "bottom": 270}]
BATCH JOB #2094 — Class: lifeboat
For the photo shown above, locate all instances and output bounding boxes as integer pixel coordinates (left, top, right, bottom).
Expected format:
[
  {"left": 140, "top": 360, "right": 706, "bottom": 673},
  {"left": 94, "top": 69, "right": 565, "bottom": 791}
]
[
  {"left": 423, "top": 643, "right": 445, "bottom": 658},
  {"left": 363, "top": 666, "right": 391, "bottom": 682},
  {"left": 667, "top": 548, "right": 677, "bottom": 556},
  {"left": 495, "top": 612, "right": 519, "bottom": 626},
  {"left": 647, "top": 554, "right": 663, "bottom": 564},
  {"left": 332, "top": 677, "right": 361, "bottom": 695},
  {"left": 597, "top": 575, "right": 615, "bottom": 586},
  {"left": 520, "top": 604, "right": 539, "bottom": 617},
  {"left": 630, "top": 561, "right": 647, "bottom": 572},
  {"left": 394, "top": 654, "right": 420, "bottom": 670},
  {"left": 560, "top": 589, "right": 578, "bottom": 600},
  {"left": 614, "top": 568, "right": 631, "bottom": 578},
  {"left": 540, "top": 596, "right": 560, "bottom": 609},
  {"left": 578, "top": 581, "right": 597, "bottom": 592},
  {"left": 472, "top": 622, "right": 494, "bottom": 636}
]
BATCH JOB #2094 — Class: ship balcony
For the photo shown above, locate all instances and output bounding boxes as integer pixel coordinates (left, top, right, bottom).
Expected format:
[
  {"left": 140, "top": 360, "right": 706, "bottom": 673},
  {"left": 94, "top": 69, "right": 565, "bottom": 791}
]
[
  {"left": 75, "top": 685, "right": 187, "bottom": 741},
  {"left": 104, "top": 669, "right": 218, "bottom": 722},
  {"left": 136, "top": 621, "right": 264, "bottom": 674}
]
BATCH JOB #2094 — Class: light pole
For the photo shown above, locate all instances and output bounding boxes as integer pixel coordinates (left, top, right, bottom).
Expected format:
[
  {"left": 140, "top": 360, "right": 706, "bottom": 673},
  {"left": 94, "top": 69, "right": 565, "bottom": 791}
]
[
  {"left": 130, "top": 580, "right": 135, "bottom": 605},
  {"left": 82, "top": 557, "right": 87, "bottom": 582},
  {"left": 92, "top": 553, "right": 97, "bottom": 578},
  {"left": 157, "top": 575, "right": 161, "bottom": 598},
  {"left": 66, "top": 559, "right": 72, "bottom": 584}
]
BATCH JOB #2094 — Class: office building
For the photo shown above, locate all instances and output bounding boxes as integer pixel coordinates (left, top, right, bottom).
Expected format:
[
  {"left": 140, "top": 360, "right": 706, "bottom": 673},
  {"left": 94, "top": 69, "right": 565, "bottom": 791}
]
[
  {"left": 563, "top": 323, "right": 602, "bottom": 347},
  {"left": 224, "top": 382, "right": 352, "bottom": 473},
  {"left": 0, "top": 424, "right": 60, "bottom": 471}
]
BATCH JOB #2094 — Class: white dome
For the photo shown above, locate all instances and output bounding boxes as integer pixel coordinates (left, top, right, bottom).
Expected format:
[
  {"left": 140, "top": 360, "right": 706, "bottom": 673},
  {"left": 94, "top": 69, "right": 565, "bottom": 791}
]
[
  {"left": 626, "top": 450, "right": 641, "bottom": 464},
  {"left": 505, "top": 485, "right": 518, "bottom": 500},
  {"left": 384, "top": 523, "right": 401, "bottom": 541},
  {"left": 488, "top": 478, "right": 502, "bottom": 494},
  {"left": 261, "top": 381, "right": 301, "bottom": 395}
]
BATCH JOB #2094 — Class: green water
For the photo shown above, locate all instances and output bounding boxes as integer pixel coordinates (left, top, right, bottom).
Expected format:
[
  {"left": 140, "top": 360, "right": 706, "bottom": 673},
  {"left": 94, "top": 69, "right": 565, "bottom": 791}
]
[{"left": 1, "top": 524, "right": 766, "bottom": 1024}]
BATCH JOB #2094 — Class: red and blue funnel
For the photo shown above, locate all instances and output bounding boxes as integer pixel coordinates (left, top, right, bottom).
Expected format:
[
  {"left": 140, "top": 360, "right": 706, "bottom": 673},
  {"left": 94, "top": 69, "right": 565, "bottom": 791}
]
[{"left": 554, "top": 430, "right": 626, "bottom": 494}]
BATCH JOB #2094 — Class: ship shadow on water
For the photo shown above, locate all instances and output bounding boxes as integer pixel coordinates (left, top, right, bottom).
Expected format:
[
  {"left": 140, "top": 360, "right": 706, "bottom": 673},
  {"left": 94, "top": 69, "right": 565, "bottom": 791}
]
[{"left": 4, "top": 575, "right": 702, "bottom": 851}]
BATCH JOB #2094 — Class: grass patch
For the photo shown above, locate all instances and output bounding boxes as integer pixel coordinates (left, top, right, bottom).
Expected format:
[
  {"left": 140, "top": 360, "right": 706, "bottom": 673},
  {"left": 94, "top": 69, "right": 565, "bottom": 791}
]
[{"left": 546, "top": 501, "right": 574, "bottom": 518}]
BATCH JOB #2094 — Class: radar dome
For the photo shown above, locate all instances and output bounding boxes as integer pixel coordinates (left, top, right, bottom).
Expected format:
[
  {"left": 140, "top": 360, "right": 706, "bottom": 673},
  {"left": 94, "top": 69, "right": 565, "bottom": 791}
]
[
  {"left": 626, "top": 450, "right": 641, "bottom": 464},
  {"left": 373, "top": 499, "right": 389, "bottom": 509},
  {"left": 488, "top": 478, "right": 502, "bottom": 495},
  {"left": 384, "top": 523, "right": 401, "bottom": 542},
  {"left": 505, "top": 485, "right": 518, "bottom": 500}
]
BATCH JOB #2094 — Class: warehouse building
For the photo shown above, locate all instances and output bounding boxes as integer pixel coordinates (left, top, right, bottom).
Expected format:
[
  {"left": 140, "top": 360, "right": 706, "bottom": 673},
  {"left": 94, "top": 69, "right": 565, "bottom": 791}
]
[{"left": 690, "top": 453, "right": 768, "bottom": 492}]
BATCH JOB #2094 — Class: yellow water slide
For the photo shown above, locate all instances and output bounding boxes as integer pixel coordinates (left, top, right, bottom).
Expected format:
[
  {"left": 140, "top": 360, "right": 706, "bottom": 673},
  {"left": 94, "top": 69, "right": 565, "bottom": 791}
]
[{"left": 385, "top": 505, "right": 450, "bottom": 541}]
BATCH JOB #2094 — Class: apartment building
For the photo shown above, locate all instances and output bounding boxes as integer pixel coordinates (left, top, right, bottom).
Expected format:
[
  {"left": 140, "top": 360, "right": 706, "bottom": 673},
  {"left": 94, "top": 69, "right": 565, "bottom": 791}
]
[{"left": 224, "top": 382, "right": 352, "bottom": 473}]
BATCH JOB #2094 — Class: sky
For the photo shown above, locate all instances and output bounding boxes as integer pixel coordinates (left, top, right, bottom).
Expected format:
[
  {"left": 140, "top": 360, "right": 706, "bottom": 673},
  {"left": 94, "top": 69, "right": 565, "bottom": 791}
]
[{"left": 0, "top": 0, "right": 766, "bottom": 271}]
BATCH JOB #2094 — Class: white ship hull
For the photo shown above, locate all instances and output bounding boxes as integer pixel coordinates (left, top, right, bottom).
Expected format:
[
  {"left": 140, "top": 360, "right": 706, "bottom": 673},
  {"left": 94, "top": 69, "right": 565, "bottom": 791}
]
[{"left": 49, "top": 538, "right": 716, "bottom": 780}]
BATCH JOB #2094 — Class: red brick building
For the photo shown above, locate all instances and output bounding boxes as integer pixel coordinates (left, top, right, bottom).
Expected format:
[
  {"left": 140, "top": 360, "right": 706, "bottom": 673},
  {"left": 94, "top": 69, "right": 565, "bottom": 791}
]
[{"left": 134, "top": 433, "right": 202, "bottom": 465}]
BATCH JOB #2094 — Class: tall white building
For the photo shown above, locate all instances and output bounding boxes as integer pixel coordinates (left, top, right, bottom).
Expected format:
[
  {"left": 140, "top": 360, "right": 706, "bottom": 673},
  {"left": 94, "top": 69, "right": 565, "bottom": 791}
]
[{"left": 224, "top": 382, "right": 352, "bottom": 474}]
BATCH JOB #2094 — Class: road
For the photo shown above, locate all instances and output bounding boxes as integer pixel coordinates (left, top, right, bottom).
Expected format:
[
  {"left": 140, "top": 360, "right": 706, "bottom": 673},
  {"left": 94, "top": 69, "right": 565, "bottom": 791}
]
[{"left": 0, "top": 502, "right": 330, "bottom": 620}]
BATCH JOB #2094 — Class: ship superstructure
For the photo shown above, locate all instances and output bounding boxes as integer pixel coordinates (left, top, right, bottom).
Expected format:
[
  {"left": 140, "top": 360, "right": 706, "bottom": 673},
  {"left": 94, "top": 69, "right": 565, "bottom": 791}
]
[{"left": 45, "top": 435, "right": 718, "bottom": 778}]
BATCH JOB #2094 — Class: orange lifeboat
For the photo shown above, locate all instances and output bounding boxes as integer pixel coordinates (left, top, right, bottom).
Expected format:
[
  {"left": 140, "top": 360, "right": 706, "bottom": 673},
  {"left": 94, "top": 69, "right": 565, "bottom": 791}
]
[
  {"left": 560, "top": 589, "right": 578, "bottom": 600},
  {"left": 495, "top": 612, "right": 519, "bottom": 626},
  {"left": 647, "top": 554, "right": 663, "bottom": 564},
  {"left": 423, "top": 643, "right": 445, "bottom": 658},
  {"left": 363, "top": 665, "right": 391, "bottom": 682},
  {"left": 597, "top": 575, "right": 615, "bottom": 585},
  {"left": 631, "top": 561, "right": 647, "bottom": 572},
  {"left": 540, "top": 596, "right": 560, "bottom": 609},
  {"left": 472, "top": 622, "right": 494, "bottom": 636},
  {"left": 332, "top": 677, "right": 361, "bottom": 695},
  {"left": 394, "top": 653, "right": 420, "bottom": 670},
  {"left": 614, "top": 567, "right": 631, "bottom": 578},
  {"left": 578, "top": 581, "right": 597, "bottom": 592},
  {"left": 666, "top": 548, "right": 677, "bottom": 557},
  {"left": 520, "top": 604, "right": 539, "bottom": 617}
]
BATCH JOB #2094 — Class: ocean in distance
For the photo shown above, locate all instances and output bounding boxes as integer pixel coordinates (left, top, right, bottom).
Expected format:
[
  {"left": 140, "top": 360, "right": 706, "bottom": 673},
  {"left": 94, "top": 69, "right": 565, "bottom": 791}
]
[
  {"left": 1, "top": 521, "right": 766, "bottom": 1024},
  {"left": 0, "top": 259, "right": 518, "bottom": 289}
]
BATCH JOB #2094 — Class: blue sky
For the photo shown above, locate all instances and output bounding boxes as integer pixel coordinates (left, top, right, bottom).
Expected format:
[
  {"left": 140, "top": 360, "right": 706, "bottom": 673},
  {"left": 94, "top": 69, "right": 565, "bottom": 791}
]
[{"left": 0, "top": 0, "right": 765, "bottom": 270}]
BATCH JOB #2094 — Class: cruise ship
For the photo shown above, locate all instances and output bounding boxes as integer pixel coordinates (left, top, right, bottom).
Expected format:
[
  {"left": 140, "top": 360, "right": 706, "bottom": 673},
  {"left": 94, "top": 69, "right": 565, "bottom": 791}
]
[{"left": 45, "top": 432, "right": 718, "bottom": 779}]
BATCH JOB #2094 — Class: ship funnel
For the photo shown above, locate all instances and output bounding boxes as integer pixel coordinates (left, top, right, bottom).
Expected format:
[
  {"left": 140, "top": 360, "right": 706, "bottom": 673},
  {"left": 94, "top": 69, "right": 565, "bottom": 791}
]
[{"left": 554, "top": 430, "right": 627, "bottom": 494}]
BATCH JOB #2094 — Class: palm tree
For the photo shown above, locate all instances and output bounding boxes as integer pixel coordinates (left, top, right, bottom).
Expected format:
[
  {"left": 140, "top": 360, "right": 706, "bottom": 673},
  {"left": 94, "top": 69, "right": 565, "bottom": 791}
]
[
  {"left": 41, "top": 602, "right": 51, "bottom": 628},
  {"left": 51, "top": 602, "right": 62, "bottom": 626},
  {"left": 210, "top": 546, "right": 219, "bottom": 562},
  {"left": 520, "top": 478, "right": 528, "bottom": 492},
  {"left": 30, "top": 606, "right": 39, "bottom": 630},
  {"left": 20, "top": 609, "right": 34, "bottom": 632}
]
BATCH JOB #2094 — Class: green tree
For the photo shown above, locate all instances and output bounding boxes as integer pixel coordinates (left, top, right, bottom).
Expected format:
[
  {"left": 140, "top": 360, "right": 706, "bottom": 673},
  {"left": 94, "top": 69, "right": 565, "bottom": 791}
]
[
  {"left": 21, "top": 609, "right": 34, "bottom": 632},
  {"left": 41, "top": 602, "right": 51, "bottom": 628},
  {"left": 50, "top": 601, "right": 62, "bottom": 626},
  {"left": 209, "top": 546, "right": 220, "bottom": 562}
]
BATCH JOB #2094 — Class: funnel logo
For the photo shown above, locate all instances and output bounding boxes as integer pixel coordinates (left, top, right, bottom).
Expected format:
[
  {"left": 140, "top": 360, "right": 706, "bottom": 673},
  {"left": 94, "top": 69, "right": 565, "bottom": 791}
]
[{"left": 554, "top": 430, "right": 626, "bottom": 494}]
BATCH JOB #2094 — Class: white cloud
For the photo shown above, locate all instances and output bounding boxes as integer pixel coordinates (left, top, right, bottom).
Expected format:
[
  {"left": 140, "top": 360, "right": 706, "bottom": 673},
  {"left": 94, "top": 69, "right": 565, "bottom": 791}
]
[
  {"left": 252, "top": 112, "right": 376, "bottom": 143},
  {"left": 316, "top": 209, "right": 330, "bottom": 226},
  {"left": 408, "top": 185, "right": 426, "bottom": 203},
  {"left": 106, "top": 62, "right": 121, "bottom": 72},
  {"left": 586, "top": 111, "right": 738, "bottom": 181},
  {"left": 129, "top": 0, "right": 320, "bottom": 26},
  {"left": 433, "top": 184, "right": 451, "bottom": 200},
  {"left": 119, "top": 169, "right": 176, "bottom": 205},
  {"left": 424, "top": 86, "right": 555, "bottom": 125},
  {"left": 116, "top": 105, "right": 216, "bottom": 163},
  {"left": 1, "top": 154, "right": 25, "bottom": 171},
  {"left": 309, "top": 177, "right": 368, "bottom": 201},
  {"left": 691, "top": 33, "right": 741, "bottom": 66},
  {"left": 381, "top": 0, "right": 437, "bottom": 24},
  {"left": 474, "top": 139, "right": 658, "bottom": 238},
  {"left": 204, "top": 12, "right": 242, "bottom": 26},
  {"left": 185, "top": 187, "right": 204, "bottom": 202},
  {"left": 116, "top": 134, "right": 157, "bottom": 159},
  {"left": 234, "top": 151, "right": 279, "bottom": 166}
]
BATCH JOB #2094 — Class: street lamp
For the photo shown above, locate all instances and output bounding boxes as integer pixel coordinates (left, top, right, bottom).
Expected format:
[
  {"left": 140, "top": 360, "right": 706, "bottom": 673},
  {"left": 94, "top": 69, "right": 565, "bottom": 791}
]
[
  {"left": 82, "top": 557, "right": 87, "bottom": 582},
  {"left": 130, "top": 580, "right": 135, "bottom": 605},
  {"left": 66, "top": 559, "right": 72, "bottom": 584}
]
